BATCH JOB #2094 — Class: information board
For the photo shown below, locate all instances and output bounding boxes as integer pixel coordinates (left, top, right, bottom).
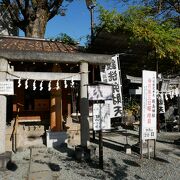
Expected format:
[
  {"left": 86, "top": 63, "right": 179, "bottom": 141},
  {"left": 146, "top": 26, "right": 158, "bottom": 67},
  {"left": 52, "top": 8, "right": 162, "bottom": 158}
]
[
  {"left": 88, "top": 85, "right": 112, "bottom": 101},
  {"left": 141, "top": 70, "right": 157, "bottom": 140},
  {"left": 0, "top": 81, "right": 14, "bottom": 95},
  {"left": 93, "top": 103, "right": 111, "bottom": 130}
]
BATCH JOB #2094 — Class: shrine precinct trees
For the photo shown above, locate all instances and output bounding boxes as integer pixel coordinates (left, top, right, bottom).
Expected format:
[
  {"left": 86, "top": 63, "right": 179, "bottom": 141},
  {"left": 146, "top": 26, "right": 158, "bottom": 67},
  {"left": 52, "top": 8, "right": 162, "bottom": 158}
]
[
  {"left": 114, "top": 0, "right": 180, "bottom": 27},
  {"left": 96, "top": 6, "right": 180, "bottom": 68},
  {"left": 0, "top": 0, "right": 73, "bottom": 38}
]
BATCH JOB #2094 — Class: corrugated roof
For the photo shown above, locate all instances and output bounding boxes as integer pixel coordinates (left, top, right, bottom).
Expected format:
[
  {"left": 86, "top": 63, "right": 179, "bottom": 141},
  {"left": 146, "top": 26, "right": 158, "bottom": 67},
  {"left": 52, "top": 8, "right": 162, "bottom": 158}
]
[{"left": 0, "top": 36, "right": 79, "bottom": 53}]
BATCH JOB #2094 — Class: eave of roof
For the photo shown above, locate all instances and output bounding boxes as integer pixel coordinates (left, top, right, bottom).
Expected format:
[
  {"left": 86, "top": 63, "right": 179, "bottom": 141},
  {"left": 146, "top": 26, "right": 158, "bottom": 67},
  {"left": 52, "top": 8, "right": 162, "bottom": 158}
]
[{"left": 0, "top": 36, "right": 112, "bottom": 64}]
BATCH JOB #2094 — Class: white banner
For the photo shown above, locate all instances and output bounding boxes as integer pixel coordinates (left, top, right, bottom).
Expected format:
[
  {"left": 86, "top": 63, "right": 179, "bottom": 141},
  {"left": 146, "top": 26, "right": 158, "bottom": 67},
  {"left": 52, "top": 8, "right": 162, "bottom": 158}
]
[
  {"left": 157, "top": 93, "right": 165, "bottom": 114},
  {"left": 93, "top": 103, "right": 111, "bottom": 131},
  {"left": 100, "top": 55, "right": 123, "bottom": 118},
  {"left": 141, "top": 70, "right": 157, "bottom": 140},
  {"left": 88, "top": 85, "right": 112, "bottom": 101}
]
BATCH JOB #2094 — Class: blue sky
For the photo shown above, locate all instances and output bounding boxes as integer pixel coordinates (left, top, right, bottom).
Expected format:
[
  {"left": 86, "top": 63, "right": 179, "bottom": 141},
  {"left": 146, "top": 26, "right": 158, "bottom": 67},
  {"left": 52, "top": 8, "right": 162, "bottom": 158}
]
[
  {"left": 18, "top": 0, "right": 129, "bottom": 45},
  {"left": 44, "top": 0, "right": 129, "bottom": 45}
]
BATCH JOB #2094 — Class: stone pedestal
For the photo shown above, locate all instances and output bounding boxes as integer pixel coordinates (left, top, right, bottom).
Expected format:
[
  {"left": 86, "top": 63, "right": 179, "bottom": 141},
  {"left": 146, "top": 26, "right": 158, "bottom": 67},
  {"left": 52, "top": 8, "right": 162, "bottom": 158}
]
[
  {"left": 124, "top": 144, "right": 131, "bottom": 154},
  {"left": 46, "top": 130, "right": 67, "bottom": 148},
  {"left": 0, "top": 151, "right": 12, "bottom": 170}
]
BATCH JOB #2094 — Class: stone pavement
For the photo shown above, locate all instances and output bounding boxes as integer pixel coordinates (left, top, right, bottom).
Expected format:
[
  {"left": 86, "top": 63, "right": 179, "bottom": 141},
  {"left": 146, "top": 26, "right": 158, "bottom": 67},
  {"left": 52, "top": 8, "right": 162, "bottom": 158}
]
[{"left": 0, "top": 130, "right": 179, "bottom": 180}]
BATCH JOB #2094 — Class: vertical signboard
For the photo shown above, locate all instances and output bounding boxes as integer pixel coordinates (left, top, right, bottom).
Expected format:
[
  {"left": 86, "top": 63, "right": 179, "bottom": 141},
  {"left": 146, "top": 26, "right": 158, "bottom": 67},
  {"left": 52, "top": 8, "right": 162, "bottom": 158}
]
[
  {"left": 93, "top": 103, "right": 111, "bottom": 131},
  {"left": 141, "top": 70, "right": 157, "bottom": 140},
  {"left": 100, "top": 55, "right": 123, "bottom": 118}
]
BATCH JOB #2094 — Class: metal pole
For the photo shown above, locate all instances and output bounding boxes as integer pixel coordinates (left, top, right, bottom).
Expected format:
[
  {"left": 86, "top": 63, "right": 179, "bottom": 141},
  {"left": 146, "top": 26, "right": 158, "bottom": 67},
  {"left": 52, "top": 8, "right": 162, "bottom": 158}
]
[
  {"left": 87, "top": 2, "right": 95, "bottom": 44},
  {"left": 90, "top": 7, "right": 94, "bottom": 42},
  {"left": 87, "top": 2, "right": 96, "bottom": 141}
]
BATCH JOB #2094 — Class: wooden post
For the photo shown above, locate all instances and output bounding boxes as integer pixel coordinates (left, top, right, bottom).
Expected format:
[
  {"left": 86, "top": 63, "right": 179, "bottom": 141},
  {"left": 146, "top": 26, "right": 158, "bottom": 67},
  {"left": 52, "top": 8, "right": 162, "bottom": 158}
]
[
  {"left": 154, "top": 139, "right": 156, "bottom": 158},
  {"left": 147, "top": 140, "right": 150, "bottom": 159},
  {"left": 99, "top": 129, "right": 103, "bottom": 169},
  {"left": 140, "top": 140, "right": 143, "bottom": 159},
  {"left": 99, "top": 101, "right": 103, "bottom": 169},
  {"left": 50, "top": 64, "right": 63, "bottom": 131}
]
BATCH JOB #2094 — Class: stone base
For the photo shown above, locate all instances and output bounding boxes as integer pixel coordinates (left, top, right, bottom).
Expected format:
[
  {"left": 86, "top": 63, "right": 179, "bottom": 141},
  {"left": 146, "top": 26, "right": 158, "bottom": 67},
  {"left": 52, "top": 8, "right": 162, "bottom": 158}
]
[
  {"left": 124, "top": 144, "right": 131, "bottom": 154},
  {"left": 75, "top": 145, "right": 96, "bottom": 162},
  {"left": 0, "top": 151, "right": 12, "bottom": 170},
  {"left": 46, "top": 131, "right": 68, "bottom": 148},
  {"left": 132, "top": 142, "right": 153, "bottom": 154}
]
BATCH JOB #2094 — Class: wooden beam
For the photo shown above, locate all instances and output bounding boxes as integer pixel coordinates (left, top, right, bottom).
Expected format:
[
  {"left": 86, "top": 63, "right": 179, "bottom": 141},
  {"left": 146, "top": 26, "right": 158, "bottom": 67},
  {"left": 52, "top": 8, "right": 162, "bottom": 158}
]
[{"left": 0, "top": 50, "right": 112, "bottom": 65}]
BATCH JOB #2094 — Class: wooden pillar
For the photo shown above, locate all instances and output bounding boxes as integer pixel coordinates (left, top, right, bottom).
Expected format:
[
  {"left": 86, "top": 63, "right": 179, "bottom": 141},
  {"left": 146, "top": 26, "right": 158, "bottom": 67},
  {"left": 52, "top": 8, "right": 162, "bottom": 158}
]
[{"left": 50, "top": 64, "right": 63, "bottom": 131}]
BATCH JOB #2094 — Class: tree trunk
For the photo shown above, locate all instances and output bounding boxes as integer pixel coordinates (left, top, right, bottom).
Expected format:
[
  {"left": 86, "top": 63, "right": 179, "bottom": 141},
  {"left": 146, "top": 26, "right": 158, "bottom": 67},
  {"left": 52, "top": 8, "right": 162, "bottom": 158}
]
[{"left": 25, "top": 9, "right": 48, "bottom": 38}]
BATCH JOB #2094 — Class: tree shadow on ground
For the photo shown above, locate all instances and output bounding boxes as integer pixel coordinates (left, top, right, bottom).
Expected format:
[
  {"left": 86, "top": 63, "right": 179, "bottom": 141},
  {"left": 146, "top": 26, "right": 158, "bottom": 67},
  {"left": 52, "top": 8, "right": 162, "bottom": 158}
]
[
  {"left": 174, "top": 138, "right": 180, "bottom": 145},
  {"left": 157, "top": 140, "right": 175, "bottom": 145},
  {"left": 103, "top": 130, "right": 139, "bottom": 139},
  {"left": 6, "top": 161, "right": 18, "bottom": 171},
  {"left": 103, "top": 158, "right": 128, "bottom": 180},
  {"left": 53, "top": 145, "right": 129, "bottom": 179},
  {"left": 91, "top": 138, "right": 124, "bottom": 152},
  {"left": 122, "top": 159, "right": 140, "bottom": 167},
  {"left": 53, "top": 143, "right": 75, "bottom": 158},
  {"left": 160, "top": 149, "right": 180, "bottom": 158},
  {"left": 153, "top": 157, "right": 169, "bottom": 163},
  {"left": 134, "top": 174, "right": 145, "bottom": 180},
  {"left": 48, "top": 162, "right": 61, "bottom": 171},
  {"left": 174, "top": 152, "right": 180, "bottom": 157}
]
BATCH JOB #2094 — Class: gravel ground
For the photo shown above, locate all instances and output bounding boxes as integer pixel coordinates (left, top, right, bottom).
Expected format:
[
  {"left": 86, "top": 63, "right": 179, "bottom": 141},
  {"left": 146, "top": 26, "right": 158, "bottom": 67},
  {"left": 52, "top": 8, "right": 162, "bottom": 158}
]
[{"left": 0, "top": 130, "right": 179, "bottom": 180}]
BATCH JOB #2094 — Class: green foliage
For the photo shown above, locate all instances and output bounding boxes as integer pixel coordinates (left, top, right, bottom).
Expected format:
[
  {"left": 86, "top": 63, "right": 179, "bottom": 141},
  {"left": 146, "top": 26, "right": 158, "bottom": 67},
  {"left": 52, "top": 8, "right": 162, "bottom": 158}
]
[
  {"left": 51, "top": 33, "right": 78, "bottom": 45},
  {"left": 97, "top": 6, "right": 180, "bottom": 64},
  {"left": 124, "top": 97, "right": 140, "bottom": 111},
  {"left": 98, "top": 6, "right": 124, "bottom": 32}
]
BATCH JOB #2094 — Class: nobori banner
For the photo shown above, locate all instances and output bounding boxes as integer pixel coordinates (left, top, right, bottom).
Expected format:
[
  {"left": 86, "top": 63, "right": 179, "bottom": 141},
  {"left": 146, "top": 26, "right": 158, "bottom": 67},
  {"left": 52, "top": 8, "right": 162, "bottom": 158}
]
[
  {"left": 0, "top": 81, "right": 14, "bottom": 95},
  {"left": 100, "top": 55, "right": 123, "bottom": 118},
  {"left": 141, "top": 70, "right": 157, "bottom": 140}
]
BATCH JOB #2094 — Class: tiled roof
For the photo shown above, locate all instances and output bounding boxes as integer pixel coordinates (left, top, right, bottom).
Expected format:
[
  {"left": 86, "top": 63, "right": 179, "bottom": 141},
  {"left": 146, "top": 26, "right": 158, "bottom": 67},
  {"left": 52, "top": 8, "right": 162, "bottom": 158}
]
[
  {"left": 0, "top": 36, "right": 112, "bottom": 65},
  {"left": 0, "top": 36, "right": 79, "bottom": 53}
]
